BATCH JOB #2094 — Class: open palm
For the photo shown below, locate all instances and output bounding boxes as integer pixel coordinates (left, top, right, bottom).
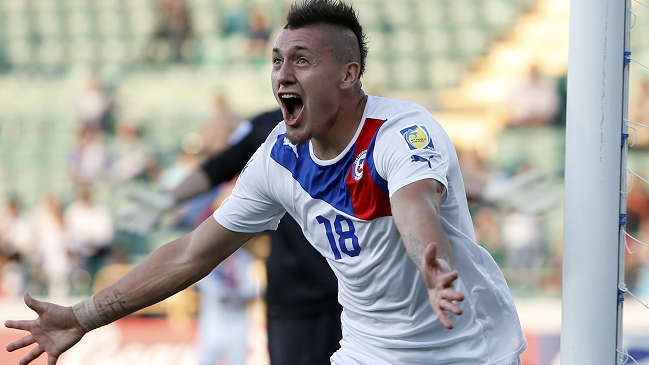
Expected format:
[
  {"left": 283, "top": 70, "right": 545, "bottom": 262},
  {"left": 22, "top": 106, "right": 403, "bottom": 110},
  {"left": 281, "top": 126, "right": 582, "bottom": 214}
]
[
  {"left": 5, "top": 293, "right": 86, "bottom": 365},
  {"left": 422, "top": 243, "right": 465, "bottom": 329}
]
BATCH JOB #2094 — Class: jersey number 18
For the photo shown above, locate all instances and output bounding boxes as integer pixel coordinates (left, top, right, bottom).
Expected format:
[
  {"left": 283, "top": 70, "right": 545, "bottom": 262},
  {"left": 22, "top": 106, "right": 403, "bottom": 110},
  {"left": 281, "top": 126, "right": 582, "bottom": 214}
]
[{"left": 316, "top": 215, "right": 361, "bottom": 260}]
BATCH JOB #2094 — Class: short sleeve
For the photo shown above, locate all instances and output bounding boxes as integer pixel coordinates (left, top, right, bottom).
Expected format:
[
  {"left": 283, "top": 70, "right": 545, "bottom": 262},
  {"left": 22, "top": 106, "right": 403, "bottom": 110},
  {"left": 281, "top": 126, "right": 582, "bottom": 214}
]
[
  {"left": 373, "top": 109, "right": 450, "bottom": 201},
  {"left": 212, "top": 144, "right": 286, "bottom": 233}
]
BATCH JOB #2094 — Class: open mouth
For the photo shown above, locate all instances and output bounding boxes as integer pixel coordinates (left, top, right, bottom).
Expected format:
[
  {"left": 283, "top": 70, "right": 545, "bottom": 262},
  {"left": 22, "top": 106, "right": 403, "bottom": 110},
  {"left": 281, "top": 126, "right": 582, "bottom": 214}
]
[{"left": 281, "top": 94, "right": 304, "bottom": 122}]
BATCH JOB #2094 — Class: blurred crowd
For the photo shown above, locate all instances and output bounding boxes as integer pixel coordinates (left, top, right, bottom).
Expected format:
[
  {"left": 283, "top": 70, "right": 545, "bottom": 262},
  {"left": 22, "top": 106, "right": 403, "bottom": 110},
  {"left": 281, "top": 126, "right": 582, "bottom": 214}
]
[
  {"left": 3, "top": 66, "right": 649, "bottom": 303},
  {"left": 0, "top": 0, "right": 649, "bottom": 327},
  {"left": 0, "top": 65, "right": 248, "bottom": 300},
  {"left": 143, "top": 0, "right": 272, "bottom": 64}
]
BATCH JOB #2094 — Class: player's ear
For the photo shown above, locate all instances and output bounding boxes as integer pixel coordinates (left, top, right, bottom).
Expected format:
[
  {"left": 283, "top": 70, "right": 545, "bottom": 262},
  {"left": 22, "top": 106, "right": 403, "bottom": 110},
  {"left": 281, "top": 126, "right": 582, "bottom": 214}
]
[{"left": 340, "top": 62, "right": 361, "bottom": 90}]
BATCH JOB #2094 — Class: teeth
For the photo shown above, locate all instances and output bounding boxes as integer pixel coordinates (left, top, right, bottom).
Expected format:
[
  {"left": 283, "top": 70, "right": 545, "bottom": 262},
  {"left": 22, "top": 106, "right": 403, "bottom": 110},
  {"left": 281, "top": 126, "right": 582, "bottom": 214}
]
[{"left": 282, "top": 94, "right": 300, "bottom": 99}]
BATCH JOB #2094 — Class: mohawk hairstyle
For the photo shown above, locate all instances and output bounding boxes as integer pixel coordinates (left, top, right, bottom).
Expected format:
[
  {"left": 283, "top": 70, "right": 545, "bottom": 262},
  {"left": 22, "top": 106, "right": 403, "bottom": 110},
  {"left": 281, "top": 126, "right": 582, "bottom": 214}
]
[{"left": 285, "top": 0, "right": 369, "bottom": 78}]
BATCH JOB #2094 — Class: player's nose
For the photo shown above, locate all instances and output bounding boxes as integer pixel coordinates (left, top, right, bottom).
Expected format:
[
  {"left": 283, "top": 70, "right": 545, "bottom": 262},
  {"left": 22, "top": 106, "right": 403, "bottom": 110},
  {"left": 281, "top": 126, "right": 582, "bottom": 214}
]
[{"left": 276, "top": 62, "right": 296, "bottom": 86}]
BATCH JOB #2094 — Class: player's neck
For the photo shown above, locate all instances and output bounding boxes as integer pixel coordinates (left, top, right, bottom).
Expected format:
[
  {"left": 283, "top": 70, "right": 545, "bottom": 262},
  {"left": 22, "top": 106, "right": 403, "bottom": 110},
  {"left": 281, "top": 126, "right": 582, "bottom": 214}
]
[{"left": 311, "top": 93, "right": 367, "bottom": 160}]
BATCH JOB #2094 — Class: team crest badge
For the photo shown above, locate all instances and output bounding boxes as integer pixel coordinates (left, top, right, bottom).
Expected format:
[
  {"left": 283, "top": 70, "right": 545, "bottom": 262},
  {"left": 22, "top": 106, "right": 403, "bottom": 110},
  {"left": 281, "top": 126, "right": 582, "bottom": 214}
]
[
  {"left": 352, "top": 150, "right": 367, "bottom": 180},
  {"left": 399, "top": 125, "right": 434, "bottom": 150}
]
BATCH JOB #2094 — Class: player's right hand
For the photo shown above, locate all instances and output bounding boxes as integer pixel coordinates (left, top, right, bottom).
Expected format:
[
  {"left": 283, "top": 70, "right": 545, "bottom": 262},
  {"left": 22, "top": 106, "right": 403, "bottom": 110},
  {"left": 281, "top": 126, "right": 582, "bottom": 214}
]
[
  {"left": 5, "top": 292, "right": 86, "bottom": 365},
  {"left": 116, "top": 189, "right": 176, "bottom": 235}
]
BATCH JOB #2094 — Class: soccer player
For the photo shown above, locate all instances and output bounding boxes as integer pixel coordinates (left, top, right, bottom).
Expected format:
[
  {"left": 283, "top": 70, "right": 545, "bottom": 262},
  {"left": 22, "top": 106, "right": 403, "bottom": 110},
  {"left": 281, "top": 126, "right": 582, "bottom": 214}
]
[{"left": 5, "top": 0, "right": 526, "bottom": 364}]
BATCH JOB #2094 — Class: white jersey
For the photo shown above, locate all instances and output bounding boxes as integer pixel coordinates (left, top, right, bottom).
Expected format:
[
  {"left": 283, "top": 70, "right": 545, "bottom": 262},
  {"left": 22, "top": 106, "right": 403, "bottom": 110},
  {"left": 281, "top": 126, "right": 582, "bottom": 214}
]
[{"left": 213, "top": 95, "right": 526, "bottom": 364}]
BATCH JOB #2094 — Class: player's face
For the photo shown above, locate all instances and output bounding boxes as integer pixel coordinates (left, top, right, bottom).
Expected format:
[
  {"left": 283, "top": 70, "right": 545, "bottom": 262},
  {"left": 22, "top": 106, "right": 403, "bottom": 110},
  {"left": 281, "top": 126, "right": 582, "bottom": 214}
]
[{"left": 271, "top": 26, "right": 346, "bottom": 145}]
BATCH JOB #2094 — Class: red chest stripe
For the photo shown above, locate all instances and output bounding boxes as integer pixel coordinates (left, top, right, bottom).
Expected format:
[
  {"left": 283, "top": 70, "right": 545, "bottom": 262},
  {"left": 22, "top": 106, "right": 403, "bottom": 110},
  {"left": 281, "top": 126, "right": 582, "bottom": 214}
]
[{"left": 345, "top": 118, "right": 392, "bottom": 220}]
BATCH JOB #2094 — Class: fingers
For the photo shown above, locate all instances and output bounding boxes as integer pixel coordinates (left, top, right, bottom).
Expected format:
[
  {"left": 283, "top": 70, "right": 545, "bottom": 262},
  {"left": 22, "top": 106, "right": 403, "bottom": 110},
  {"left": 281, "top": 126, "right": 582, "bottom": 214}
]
[
  {"left": 19, "top": 345, "right": 44, "bottom": 365},
  {"left": 439, "top": 295, "right": 463, "bottom": 315},
  {"left": 424, "top": 241, "right": 438, "bottom": 267},
  {"left": 440, "top": 284, "right": 465, "bottom": 302},
  {"left": 6, "top": 334, "right": 35, "bottom": 352},
  {"left": 423, "top": 243, "right": 465, "bottom": 329},
  {"left": 424, "top": 242, "right": 453, "bottom": 273},
  {"left": 436, "top": 311, "right": 455, "bottom": 329},
  {"left": 48, "top": 355, "right": 60, "bottom": 365},
  {"left": 433, "top": 296, "right": 463, "bottom": 330},
  {"left": 5, "top": 319, "right": 31, "bottom": 331},
  {"left": 439, "top": 270, "right": 459, "bottom": 285},
  {"left": 24, "top": 292, "right": 45, "bottom": 316},
  {"left": 428, "top": 271, "right": 465, "bottom": 330}
]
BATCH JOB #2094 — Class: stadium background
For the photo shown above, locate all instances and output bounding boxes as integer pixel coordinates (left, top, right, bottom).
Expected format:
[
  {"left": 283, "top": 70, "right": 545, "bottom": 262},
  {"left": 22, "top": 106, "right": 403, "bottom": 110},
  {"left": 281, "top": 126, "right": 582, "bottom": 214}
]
[{"left": 0, "top": 0, "right": 648, "bottom": 363}]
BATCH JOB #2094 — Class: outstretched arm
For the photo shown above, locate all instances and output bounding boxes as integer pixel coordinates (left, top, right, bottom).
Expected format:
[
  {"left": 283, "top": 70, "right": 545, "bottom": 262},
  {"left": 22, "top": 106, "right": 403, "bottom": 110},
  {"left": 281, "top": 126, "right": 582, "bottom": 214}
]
[
  {"left": 91, "top": 217, "right": 255, "bottom": 323},
  {"left": 5, "top": 217, "right": 257, "bottom": 365},
  {"left": 390, "top": 178, "right": 465, "bottom": 329}
]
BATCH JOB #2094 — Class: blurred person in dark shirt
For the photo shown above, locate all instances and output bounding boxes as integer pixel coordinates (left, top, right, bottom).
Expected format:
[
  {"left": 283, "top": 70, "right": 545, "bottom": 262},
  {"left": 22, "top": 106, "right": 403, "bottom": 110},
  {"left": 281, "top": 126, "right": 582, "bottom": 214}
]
[{"left": 146, "top": 0, "right": 192, "bottom": 62}]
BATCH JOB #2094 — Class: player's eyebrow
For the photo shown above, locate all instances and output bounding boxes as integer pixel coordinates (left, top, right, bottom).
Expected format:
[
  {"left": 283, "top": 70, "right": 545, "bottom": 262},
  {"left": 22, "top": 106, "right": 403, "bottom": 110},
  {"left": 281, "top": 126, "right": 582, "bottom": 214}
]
[{"left": 272, "top": 45, "right": 316, "bottom": 55}]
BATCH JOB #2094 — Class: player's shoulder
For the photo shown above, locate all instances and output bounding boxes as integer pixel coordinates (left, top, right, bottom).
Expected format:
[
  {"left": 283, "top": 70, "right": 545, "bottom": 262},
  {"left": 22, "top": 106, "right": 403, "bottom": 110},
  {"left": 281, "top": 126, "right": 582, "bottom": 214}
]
[
  {"left": 365, "top": 95, "right": 436, "bottom": 127},
  {"left": 364, "top": 96, "right": 439, "bottom": 141}
]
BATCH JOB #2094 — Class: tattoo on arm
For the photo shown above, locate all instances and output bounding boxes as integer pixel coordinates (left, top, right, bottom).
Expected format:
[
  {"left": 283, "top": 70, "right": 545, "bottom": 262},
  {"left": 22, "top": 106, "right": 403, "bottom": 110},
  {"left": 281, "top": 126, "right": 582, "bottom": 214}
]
[
  {"left": 114, "top": 289, "right": 127, "bottom": 311},
  {"left": 407, "top": 234, "right": 425, "bottom": 267},
  {"left": 98, "top": 289, "right": 127, "bottom": 320},
  {"left": 105, "top": 295, "right": 117, "bottom": 315},
  {"left": 97, "top": 302, "right": 110, "bottom": 319}
]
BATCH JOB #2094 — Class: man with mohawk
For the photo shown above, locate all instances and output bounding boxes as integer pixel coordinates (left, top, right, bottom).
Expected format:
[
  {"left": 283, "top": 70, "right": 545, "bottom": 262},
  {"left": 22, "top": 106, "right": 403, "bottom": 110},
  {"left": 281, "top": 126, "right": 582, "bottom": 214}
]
[{"left": 6, "top": 0, "right": 526, "bottom": 364}]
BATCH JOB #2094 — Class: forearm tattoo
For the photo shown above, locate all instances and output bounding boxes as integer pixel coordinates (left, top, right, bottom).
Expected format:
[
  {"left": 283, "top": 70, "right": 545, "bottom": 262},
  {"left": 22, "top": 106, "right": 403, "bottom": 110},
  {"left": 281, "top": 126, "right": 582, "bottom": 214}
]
[
  {"left": 407, "top": 234, "right": 425, "bottom": 267},
  {"left": 98, "top": 289, "right": 127, "bottom": 320}
]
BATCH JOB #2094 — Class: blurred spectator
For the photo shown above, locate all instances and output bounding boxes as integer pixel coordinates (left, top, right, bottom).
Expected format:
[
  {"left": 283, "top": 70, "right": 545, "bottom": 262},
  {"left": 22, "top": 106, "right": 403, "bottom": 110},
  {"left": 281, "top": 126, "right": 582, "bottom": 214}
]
[
  {"left": 33, "top": 194, "right": 71, "bottom": 299},
  {"left": 146, "top": 0, "right": 192, "bottom": 63},
  {"left": 632, "top": 217, "right": 649, "bottom": 297},
  {"left": 473, "top": 206, "right": 505, "bottom": 266},
  {"left": 497, "top": 160, "right": 551, "bottom": 287},
  {"left": 195, "top": 247, "right": 259, "bottom": 365},
  {"left": 501, "top": 211, "right": 545, "bottom": 271},
  {"left": 69, "top": 126, "right": 108, "bottom": 185},
  {"left": 200, "top": 94, "right": 242, "bottom": 157},
  {"left": 458, "top": 148, "right": 494, "bottom": 201},
  {"left": 107, "top": 122, "right": 159, "bottom": 184},
  {"left": 64, "top": 185, "right": 114, "bottom": 294},
  {"left": 459, "top": 148, "right": 557, "bottom": 214},
  {"left": 156, "top": 151, "right": 204, "bottom": 192},
  {"left": 506, "top": 65, "right": 560, "bottom": 127},
  {"left": 0, "top": 197, "right": 34, "bottom": 299},
  {"left": 630, "top": 79, "right": 649, "bottom": 149},
  {"left": 246, "top": 8, "right": 272, "bottom": 59},
  {"left": 553, "top": 74, "right": 568, "bottom": 126},
  {"left": 458, "top": 147, "right": 557, "bottom": 290},
  {"left": 625, "top": 180, "right": 649, "bottom": 292},
  {"left": 76, "top": 71, "right": 115, "bottom": 134}
]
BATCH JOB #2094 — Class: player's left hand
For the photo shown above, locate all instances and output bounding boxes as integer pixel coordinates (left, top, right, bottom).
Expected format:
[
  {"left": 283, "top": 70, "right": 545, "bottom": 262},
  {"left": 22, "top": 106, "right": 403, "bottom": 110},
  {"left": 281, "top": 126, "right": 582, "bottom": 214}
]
[{"left": 422, "top": 242, "right": 465, "bottom": 329}]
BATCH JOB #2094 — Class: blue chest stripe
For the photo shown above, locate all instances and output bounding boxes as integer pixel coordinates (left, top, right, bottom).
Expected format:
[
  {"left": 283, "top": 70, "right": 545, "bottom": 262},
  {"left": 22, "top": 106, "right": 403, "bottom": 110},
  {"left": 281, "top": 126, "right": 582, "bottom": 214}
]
[
  {"left": 270, "top": 135, "right": 356, "bottom": 216},
  {"left": 365, "top": 134, "right": 389, "bottom": 196}
]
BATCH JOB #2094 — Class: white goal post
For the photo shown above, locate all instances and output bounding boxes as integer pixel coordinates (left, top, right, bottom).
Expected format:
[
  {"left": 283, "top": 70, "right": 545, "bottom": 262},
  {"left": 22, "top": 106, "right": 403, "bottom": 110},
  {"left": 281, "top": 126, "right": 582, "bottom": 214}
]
[{"left": 562, "top": 0, "right": 631, "bottom": 363}]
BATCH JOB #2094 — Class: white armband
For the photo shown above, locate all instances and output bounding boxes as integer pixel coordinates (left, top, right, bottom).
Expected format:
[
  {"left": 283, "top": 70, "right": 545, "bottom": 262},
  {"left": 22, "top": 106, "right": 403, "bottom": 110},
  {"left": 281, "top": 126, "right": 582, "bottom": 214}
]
[{"left": 71, "top": 297, "right": 106, "bottom": 332}]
